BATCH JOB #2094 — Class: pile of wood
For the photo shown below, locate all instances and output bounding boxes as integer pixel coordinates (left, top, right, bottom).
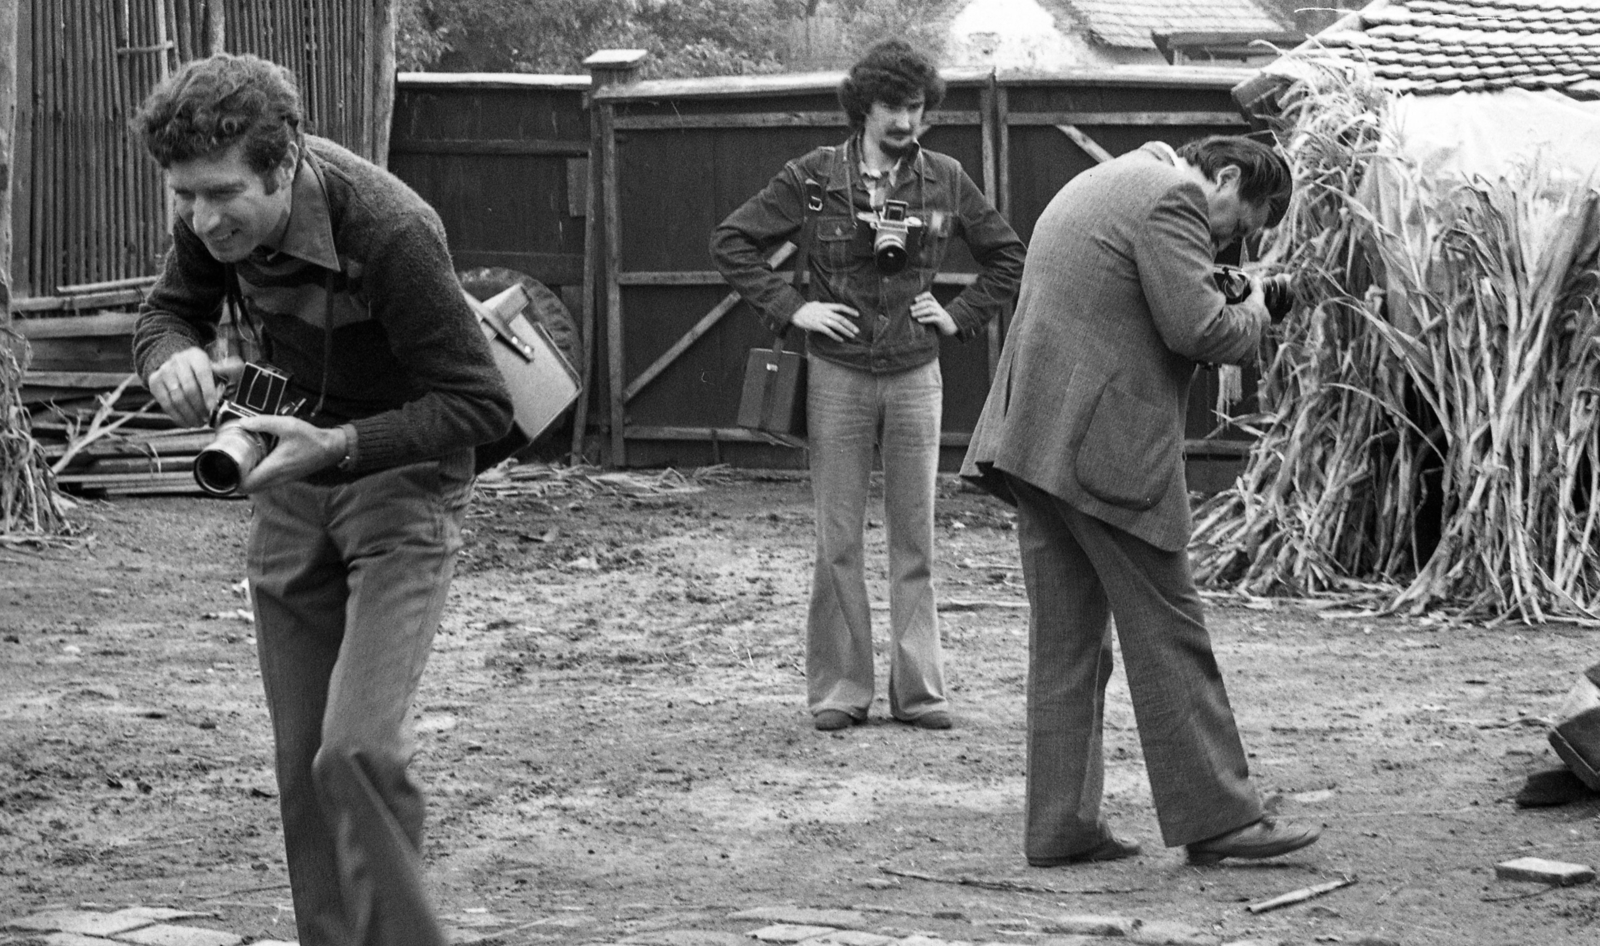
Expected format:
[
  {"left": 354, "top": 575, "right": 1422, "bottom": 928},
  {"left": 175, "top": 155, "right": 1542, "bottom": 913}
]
[{"left": 16, "top": 278, "right": 213, "bottom": 497}]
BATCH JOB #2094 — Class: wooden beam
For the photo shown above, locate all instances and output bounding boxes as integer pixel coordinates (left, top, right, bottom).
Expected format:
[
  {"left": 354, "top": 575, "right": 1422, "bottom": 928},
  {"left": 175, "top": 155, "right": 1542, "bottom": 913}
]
[
  {"left": 1057, "top": 125, "right": 1115, "bottom": 164},
  {"left": 616, "top": 270, "right": 977, "bottom": 287},
  {"left": 601, "top": 101, "right": 627, "bottom": 466},
  {"left": 388, "top": 138, "right": 589, "bottom": 157},
  {"left": 1012, "top": 111, "right": 1248, "bottom": 127},
  {"left": 612, "top": 110, "right": 980, "bottom": 131},
  {"left": 622, "top": 243, "right": 796, "bottom": 405}
]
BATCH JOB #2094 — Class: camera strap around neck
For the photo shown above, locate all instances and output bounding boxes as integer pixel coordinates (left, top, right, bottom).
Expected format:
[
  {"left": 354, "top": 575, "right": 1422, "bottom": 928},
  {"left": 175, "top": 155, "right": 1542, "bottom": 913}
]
[{"left": 769, "top": 175, "right": 825, "bottom": 358}]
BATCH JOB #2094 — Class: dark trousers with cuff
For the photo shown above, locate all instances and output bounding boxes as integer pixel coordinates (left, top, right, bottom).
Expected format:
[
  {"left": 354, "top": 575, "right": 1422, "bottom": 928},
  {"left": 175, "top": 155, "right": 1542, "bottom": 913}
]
[{"left": 1005, "top": 473, "right": 1261, "bottom": 856}]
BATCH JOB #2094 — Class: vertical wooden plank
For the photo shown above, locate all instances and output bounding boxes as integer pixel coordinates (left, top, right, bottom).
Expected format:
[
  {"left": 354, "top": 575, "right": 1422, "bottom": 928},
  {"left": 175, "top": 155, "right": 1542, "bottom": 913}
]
[
  {"left": 570, "top": 89, "right": 601, "bottom": 461},
  {"left": 601, "top": 100, "right": 625, "bottom": 466},
  {"left": 0, "top": 0, "right": 17, "bottom": 315},
  {"left": 979, "top": 72, "right": 1001, "bottom": 381},
  {"left": 45, "top": 0, "right": 63, "bottom": 290},
  {"left": 9, "top": 0, "right": 32, "bottom": 299},
  {"left": 87, "top": 0, "right": 109, "bottom": 284},
  {"left": 206, "top": 0, "right": 224, "bottom": 54}
]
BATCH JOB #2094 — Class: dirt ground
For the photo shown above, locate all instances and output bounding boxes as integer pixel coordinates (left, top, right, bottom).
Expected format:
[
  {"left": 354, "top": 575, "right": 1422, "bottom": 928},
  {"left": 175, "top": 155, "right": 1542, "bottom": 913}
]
[{"left": 4, "top": 469, "right": 1600, "bottom": 946}]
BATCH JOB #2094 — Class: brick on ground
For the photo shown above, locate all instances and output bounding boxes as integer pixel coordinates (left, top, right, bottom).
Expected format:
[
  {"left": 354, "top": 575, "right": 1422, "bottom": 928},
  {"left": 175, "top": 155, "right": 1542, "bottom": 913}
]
[
  {"left": 1130, "top": 920, "right": 1220, "bottom": 945},
  {"left": 44, "top": 934, "right": 125, "bottom": 946},
  {"left": 798, "top": 931, "right": 894, "bottom": 946},
  {"left": 1494, "top": 856, "right": 1597, "bottom": 886},
  {"left": 750, "top": 924, "right": 842, "bottom": 944},
  {"left": 1043, "top": 914, "right": 1138, "bottom": 937},
  {"left": 728, "top": 907, "right": 869, "bottom": 929},
  {"left": 9, "top": 911, "right": 155, "bottom": 938},
  {"left": 618, "top": 930, "right": 746, "bottom": 946},
  {"left": 116, "top": 923, "right": 242, "bottom": 946}
]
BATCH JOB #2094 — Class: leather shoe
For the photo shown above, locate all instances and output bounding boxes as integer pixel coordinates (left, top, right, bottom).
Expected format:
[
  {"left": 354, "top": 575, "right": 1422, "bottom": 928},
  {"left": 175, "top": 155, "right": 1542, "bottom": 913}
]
[
  {"left": 814, "top": 709, "right": 858, "bottom": 731},
  {"left": 898, "top": 711, "right": 953, "bottom": 730},
  {"left": 1029, "top": 834, "right": 1141, "bottom": 867},
  {"left": 1186, "top": 817, "right": 1321, "bottom": 866}
]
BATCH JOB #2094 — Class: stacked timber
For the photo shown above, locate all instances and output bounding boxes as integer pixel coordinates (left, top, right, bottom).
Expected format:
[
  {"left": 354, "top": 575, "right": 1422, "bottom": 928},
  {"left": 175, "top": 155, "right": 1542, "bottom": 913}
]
[{"left": 15, "top": 278, "right": 212, "bottom": 497}]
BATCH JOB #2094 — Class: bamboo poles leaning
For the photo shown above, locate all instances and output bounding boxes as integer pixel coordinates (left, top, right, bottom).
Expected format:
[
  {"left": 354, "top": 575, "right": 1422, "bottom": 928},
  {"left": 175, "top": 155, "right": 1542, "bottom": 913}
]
[{"left": 1189, "top": 62, "right": 1600, "bottom": 625}]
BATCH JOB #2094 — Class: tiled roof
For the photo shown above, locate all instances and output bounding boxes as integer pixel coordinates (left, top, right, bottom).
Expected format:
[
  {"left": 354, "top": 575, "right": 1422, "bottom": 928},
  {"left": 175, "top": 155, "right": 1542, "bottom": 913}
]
[
  {"left": 1303, "top": 0, "right": 1600, "bottom": 98},
  {"left": 1052, "top": 0, "right": 1290, "bottom": 50}
]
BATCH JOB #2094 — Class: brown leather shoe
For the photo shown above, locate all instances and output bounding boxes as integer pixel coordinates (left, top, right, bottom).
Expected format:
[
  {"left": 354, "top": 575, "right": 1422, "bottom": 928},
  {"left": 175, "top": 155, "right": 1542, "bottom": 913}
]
[
  {"left": 1029, "top": 834, "right": 1142, "bottom": 867},
  {"left": 1186, "top": 817, "right": 1321, "bottom": 866}
]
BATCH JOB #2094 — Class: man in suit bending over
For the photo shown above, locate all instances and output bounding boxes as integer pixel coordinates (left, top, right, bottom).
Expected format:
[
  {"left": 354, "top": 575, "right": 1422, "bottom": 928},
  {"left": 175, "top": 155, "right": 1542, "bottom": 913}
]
[{"left": 962, "top": 135, "right": 1322, "bottom": 866}]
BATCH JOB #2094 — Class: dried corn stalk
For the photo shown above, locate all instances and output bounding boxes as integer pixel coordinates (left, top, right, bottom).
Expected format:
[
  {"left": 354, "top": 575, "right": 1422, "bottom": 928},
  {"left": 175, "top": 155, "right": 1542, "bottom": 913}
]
[
  {"left": 1190, "top": 62, "right": 1600, "bottom": 624},
  {"left": 1, "top": 325, "right": 75, "bottom": 540}
]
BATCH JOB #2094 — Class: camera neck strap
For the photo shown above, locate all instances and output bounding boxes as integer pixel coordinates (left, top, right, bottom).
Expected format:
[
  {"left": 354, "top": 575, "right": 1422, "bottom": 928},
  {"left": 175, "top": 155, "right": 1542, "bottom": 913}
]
[{"left": 772, "top": 175, "right": 825, "bottom": 357}]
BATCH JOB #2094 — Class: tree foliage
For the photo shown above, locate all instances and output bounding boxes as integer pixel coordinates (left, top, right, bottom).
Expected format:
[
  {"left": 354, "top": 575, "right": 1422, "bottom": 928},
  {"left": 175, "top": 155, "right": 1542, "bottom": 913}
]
[{"left": 394, "top": 0, "right": 949, "bottom": 78}]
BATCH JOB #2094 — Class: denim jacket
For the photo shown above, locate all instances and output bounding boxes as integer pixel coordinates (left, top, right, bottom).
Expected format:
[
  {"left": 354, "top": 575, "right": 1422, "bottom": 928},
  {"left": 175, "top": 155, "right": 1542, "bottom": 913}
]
[{"left": 711, "top": 136, "right": 1025, "bottom": 374}]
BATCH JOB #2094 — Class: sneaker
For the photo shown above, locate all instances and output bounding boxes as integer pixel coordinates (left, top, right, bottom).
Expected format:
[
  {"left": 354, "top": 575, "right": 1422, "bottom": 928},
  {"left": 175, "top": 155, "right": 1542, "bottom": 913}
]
[{"left": 1185, "top": 817, "right": 1321, "bottom": 866}]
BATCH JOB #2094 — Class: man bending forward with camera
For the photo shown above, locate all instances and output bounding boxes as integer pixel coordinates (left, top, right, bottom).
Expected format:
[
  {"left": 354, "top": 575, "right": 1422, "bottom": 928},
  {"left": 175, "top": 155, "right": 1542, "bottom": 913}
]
[
  {"left": 132, "top": 54, "right": 511, "bottom": 946},
  {"left": 962, "top": 136, "right": 1321, "bottom": 867},
  {"left": 712, "top": 40, "right": 1024, "bottom": 732}
]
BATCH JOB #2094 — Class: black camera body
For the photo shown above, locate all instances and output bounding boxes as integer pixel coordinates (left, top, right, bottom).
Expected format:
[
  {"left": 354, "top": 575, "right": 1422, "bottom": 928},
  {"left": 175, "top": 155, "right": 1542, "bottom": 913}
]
[
  {"left": 1213, "top": 265, "right": 1295, "bottom": 322},
  {"left": 193, "top": 362, "right": 303, "bottom": 496},
  {"left": 860, "top": 200, "right": 923, "bottom": 275}
]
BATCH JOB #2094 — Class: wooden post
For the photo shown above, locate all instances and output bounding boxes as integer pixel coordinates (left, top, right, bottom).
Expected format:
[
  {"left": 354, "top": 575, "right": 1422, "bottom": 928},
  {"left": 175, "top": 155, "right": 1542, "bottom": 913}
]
[
  {"left": 0, "top": 0, "right": 17, "bottom": 323},
  {"left": 370, "top": 0, "right": 397, "bottom": 167},
  {"left": 205, "top": 0, "right": 225, "bottom": 55},
  {"left": 582, "top": 49, "right": 647, "bottom": 467}
]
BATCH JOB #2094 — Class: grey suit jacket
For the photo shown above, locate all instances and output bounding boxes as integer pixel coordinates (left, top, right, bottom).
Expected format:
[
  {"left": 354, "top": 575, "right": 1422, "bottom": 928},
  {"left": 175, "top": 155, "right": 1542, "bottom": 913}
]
[{"left": 961, "top": 144, "right": 1267, "bottom": 551}]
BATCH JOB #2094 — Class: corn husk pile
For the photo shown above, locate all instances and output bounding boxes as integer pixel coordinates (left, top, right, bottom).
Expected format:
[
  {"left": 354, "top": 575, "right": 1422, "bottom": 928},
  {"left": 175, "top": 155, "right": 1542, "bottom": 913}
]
[
  {"left": 1190, "top": 63, "right": 1600, "bottom": 624},
  {"left": 475, "top": 461, "right": 736, "bottom": 499},
  {"left": 1, "top": 325, "right": 77, "bottom": 542}
]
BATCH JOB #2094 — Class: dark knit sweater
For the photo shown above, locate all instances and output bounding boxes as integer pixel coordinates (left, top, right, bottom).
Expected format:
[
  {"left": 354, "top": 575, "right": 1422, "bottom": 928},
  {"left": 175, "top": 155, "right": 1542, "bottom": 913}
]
[{"left": 133, "top": 136, "right": 512, "bottom": 474}]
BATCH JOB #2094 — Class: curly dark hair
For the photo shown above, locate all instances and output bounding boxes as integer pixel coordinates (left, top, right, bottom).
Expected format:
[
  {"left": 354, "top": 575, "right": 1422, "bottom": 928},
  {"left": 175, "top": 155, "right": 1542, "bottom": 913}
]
[
  {"left": 1176, "top": 135, "right": 1295, "bottom": 227},
  {"left": 837, "top": 40, "right": 946, "bottom": 130},
  {"left": 133, "top": 53, "right": 302, "bottom": 189}
]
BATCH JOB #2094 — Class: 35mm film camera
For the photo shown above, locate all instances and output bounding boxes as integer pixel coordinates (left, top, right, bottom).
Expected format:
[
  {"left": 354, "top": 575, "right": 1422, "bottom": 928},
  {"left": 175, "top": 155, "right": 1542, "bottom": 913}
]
[
  {"left": 858, "top": 199, "right": 923, "bottom": 275},
  {"left": 192, "top": 362, "right": 304, "bottom": 496},
  {"left": 1213, "top": 265, "right": 1296, "bottom": 322}
]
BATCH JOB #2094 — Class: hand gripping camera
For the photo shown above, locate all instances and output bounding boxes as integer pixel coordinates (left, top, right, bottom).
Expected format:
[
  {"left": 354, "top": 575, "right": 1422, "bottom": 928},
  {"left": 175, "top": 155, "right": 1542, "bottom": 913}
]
[
  {"left": 192, "top": 362, "right": 304, "bottom": 496},
  {"left": 859, "top": 199, "right": 923, "bottom": 275},
  {"left": 1213, "top": 265, "right": 1296, "bottom": 323}
]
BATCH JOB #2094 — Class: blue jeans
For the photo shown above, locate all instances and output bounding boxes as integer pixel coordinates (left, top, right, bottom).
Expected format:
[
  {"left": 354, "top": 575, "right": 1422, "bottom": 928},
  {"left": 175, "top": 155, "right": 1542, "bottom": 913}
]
[
  {"left": 805, "top": 355, "right": 947, "bottom": 722},
  {"left": 247, "top": 451, "right": 473, "bottom": 946}
]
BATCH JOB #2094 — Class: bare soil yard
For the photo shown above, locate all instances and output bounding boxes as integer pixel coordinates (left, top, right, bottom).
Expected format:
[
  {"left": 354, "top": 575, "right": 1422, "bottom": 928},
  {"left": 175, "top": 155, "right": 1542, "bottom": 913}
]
[{"left": 4, "top": 470, "right": 1600, "bottom": 945}]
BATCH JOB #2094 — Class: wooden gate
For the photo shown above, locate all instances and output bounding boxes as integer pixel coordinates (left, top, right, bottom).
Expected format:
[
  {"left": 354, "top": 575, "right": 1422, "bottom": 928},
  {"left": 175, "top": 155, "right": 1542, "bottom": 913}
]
[{"left": 590, "top": 64, "right": 1259, "bottom": 479}]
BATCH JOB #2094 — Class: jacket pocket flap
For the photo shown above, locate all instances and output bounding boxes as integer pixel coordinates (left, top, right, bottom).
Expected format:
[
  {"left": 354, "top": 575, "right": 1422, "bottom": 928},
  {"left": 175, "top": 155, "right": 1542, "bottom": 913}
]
[{"left": 1075, "top": 383, "right": 1176, "bottom": 512}]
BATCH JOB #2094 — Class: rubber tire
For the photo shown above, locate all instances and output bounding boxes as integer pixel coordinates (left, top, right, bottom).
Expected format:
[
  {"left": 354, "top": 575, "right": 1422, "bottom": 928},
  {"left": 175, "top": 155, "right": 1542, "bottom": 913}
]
[{"left": 456, "top": 267, "right": 580, "bottom": 371}]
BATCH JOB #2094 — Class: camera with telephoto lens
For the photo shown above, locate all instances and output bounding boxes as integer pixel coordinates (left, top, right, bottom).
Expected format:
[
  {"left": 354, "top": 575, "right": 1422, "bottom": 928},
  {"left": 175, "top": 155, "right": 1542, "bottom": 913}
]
[
  {"left": 192, "top": 362, "right": 303, "bottom": 496},
  {"left": 1213, "top": 265, "right": 1295, "bottom": 323},
  {"left": 869, "top": 199, "right": 918, "bottom": 275}
]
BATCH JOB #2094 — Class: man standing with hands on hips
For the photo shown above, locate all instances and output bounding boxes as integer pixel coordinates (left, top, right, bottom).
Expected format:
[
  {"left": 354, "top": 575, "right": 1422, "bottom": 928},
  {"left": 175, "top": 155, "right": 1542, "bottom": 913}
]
[
  {"left": 132, "top": 53, "right": 511, "bottom": 946},
  {"left": 963, "top": 135, "right": 1323, "bottom": 866},
  {"left": 712, "top": 40, "right": 1025, "bottom": 732}
]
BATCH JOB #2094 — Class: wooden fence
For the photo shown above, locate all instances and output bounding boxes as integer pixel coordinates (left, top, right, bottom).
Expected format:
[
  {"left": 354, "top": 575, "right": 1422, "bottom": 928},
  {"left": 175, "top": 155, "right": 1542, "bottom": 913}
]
[
  {"left": 585, "top": 65, "right": 1261, "bottom": 482},
  {"left": 10, "top": 0, "right": 393, "bottom": 303}
]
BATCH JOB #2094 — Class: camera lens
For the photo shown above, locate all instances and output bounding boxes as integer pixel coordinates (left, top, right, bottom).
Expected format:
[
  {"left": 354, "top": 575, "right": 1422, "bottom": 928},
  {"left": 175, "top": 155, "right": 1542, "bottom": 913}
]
[
  {"left": 193, "top": 423, "right": 268, "bottom": 496},
  {"left": 874, "top": 233, "right": 908, "bottom": 274}
]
